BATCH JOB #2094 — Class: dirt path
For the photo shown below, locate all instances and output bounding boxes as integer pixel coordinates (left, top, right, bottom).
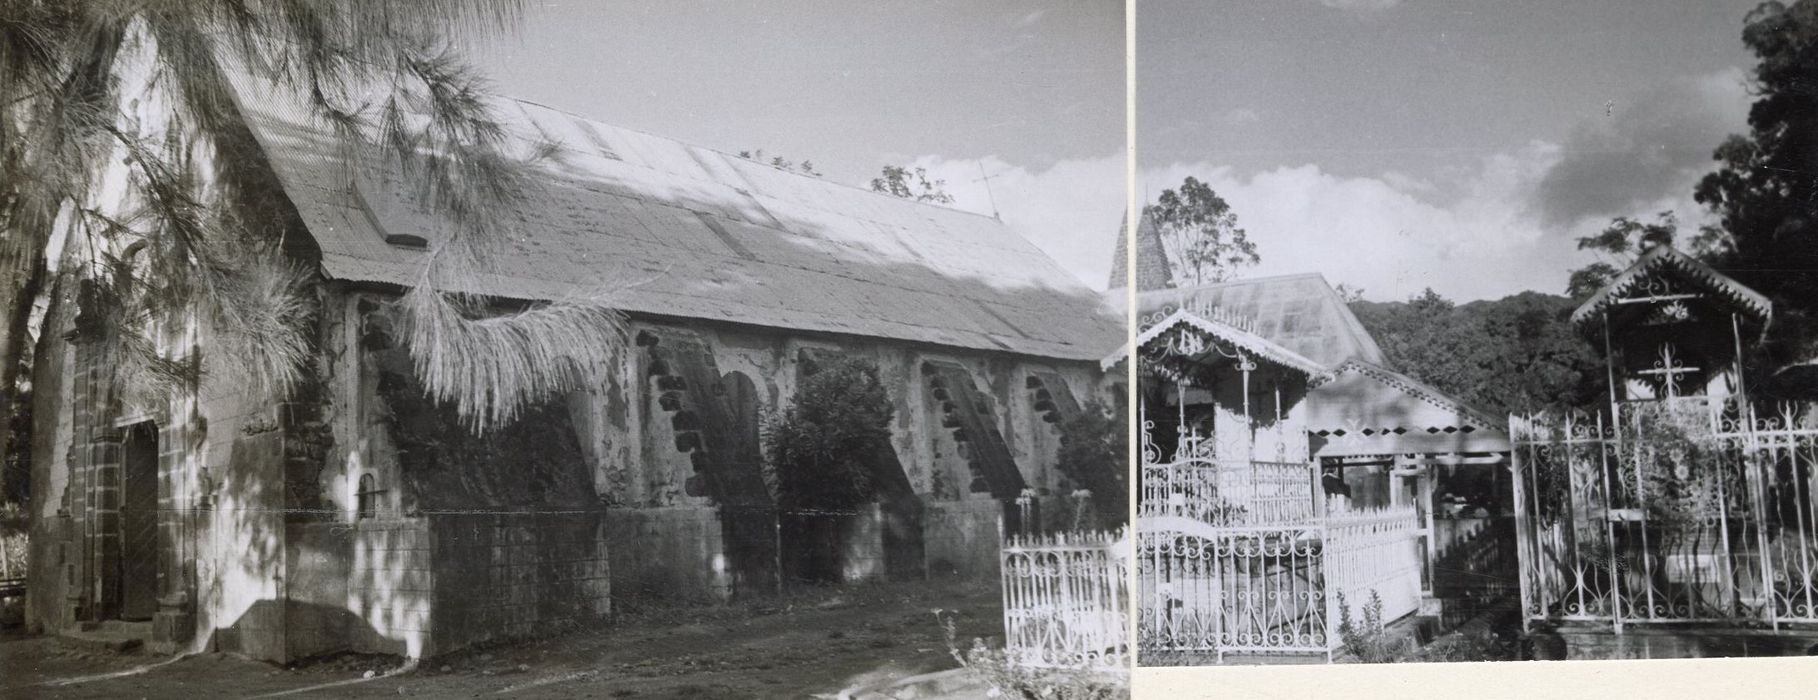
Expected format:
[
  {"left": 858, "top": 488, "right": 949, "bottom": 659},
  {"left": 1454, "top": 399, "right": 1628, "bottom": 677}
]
[{"left": 1, "top": 579, "right": 1001, "bottom": 699}]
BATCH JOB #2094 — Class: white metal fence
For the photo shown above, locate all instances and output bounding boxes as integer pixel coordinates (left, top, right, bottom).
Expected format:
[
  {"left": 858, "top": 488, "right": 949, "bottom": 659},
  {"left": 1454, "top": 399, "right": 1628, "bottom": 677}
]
[
  {"left": 1000, "top": 528, "right": 1129, "bottom": 669},
  {"left": 1325, "top": 505, "right": 1426, "bottom": 629}
]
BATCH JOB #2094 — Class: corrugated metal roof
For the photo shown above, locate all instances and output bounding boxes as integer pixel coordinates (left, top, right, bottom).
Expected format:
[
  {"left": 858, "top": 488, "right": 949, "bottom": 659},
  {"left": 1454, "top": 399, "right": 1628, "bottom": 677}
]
[
  {"left": 221, "top": 75, "right": 1123, "bottom": 362},
  {"left": 1134, "top": 273, "right": 1384, "bottom": 368}
]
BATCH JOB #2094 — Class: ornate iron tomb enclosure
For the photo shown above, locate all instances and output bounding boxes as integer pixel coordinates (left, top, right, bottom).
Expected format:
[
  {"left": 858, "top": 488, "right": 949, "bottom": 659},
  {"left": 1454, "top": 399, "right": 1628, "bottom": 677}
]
[
  {"left": 1122, "top": 307, "right": 1425, "bottom": 662},
  {"left": 1513, "top": 245, "right": 1818, "bottom": 633}
]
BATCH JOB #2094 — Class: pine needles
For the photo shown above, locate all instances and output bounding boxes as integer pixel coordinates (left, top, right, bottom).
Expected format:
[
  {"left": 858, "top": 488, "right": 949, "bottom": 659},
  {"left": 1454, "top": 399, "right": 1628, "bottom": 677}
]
[
  {"left": 397, "top": 283, "right": 627, "bottom": 433},
  {"left": 3, "top": 1, "right": 629, "bottom": 435}
]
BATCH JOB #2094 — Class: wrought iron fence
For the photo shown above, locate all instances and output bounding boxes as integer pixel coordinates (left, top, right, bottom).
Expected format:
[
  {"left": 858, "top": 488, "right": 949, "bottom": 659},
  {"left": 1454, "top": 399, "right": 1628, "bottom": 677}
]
[
  {"left": 1137, "top": 521, "right": 1330, "bottom": 659},
  {"left": 1511, "top": 397, "right": 1818, "bottom": 630},
  {"left": 1000, "top": 528, "right": 1129, "bottom": 669}
]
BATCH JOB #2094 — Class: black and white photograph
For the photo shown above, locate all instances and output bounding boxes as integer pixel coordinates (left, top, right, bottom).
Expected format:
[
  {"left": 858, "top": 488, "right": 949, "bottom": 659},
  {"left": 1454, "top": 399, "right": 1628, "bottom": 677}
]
[
  {"left": 0, "top": 2, "right": 1129, "bottom": 697},
  {"left": 1132, "top": 0, "right": 1818, "bottom": 666}
]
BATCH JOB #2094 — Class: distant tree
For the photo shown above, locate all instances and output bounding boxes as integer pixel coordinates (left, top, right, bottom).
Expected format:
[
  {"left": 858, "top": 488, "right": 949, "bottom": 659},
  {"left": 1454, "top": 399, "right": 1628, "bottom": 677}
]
[
  {"left": 1564, "top": 212, "right": 1729, "bottom": 298},
  {"left": 1695, "top": 0, "right": 1818, "bottom": 357},
  {"left": 1144, "top": 176, "right": 1258, "bottom": 286},
  {"left": 870, "top": 165, "right": 954, "bottom": 204},
  {"left": 737, "top": 149, "right": 821, "bottom": 177},
  {"left": 1334, "top": 283, "right": 1366, "bottom": 303},
  {"left": 1350, "top": 290, "right": 1604, "bottom": 417}
]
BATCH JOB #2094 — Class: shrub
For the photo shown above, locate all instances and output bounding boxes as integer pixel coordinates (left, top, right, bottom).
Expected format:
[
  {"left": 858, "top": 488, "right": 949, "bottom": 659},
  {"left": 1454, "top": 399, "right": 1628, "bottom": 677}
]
[
  {"left": 763, "top": 356, "right": 894, "bottom": 511},
  {"left": 1335, "top": 590, "right": 1404, "bottom": 663},
  {"left": 1054, "top": 401, "right": 1128, "bottom": 529}
]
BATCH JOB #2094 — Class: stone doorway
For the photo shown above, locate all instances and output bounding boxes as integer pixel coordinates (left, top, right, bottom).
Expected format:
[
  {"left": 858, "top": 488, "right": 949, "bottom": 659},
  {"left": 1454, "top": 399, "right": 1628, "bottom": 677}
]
[{"left": 118, "top": 422, "right": 159, "bottom": 621}]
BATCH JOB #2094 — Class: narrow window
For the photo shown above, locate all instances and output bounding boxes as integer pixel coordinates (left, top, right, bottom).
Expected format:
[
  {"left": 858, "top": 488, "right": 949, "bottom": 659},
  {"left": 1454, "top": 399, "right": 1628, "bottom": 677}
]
[{"left": 356, "top": 473, "right": 380, "bottom": 520}]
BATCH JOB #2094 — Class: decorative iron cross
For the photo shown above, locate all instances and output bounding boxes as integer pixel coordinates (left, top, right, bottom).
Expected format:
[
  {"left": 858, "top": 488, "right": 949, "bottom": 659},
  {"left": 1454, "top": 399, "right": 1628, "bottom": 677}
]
[{"left": 1636, "top": 342, "right": 1698, "bottom": 397}]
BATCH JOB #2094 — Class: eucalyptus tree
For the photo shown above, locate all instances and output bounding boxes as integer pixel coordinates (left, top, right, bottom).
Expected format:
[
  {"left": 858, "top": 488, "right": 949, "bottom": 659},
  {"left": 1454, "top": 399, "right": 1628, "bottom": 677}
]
[
  {"left": 1144, "top": 176, "right": 1257, "bottom": 287},
  {"left": 0, "top": 0, "right": 625, "bottom": 445}
]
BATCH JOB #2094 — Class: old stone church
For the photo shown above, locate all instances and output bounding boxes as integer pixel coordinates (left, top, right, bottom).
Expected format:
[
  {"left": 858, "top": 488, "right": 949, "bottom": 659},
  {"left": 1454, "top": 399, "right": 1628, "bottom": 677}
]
[{"left": 23, "top": 68, "right": 1125, "bottom": 661}]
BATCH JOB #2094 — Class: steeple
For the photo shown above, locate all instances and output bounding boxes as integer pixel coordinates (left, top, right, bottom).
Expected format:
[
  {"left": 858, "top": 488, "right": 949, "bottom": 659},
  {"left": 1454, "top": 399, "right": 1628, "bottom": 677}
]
[{"left": 1107, "top": 209, "right": 1174, "bottom": 291}]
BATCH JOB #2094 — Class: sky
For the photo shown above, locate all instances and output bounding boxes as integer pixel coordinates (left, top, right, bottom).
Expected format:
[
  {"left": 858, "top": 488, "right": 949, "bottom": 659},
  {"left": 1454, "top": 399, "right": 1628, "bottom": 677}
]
[
  {"left": 461, "top": 0, "right": 1127, "bottom": 290},
  {"left": 1139, "top": 0, "right": 1764, "bottom": 302}
]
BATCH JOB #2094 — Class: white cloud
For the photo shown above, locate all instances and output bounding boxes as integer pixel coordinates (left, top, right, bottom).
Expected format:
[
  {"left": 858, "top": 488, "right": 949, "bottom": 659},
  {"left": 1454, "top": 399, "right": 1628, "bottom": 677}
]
[
  {"left": 874, "top": 153, "right": 1126, "bottom": 291},
  {"left": 1139, "top": 69, "right": 1748, "bottom": 304},
  {"left": 1142, "top": 141, "right": 1720, "bottom": 303}
]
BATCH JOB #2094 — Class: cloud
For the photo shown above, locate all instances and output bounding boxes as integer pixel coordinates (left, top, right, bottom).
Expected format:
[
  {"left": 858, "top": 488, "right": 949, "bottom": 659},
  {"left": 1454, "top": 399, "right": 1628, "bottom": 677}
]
[
  {"left": 1531, "top": 68, "right": 1750, "bottom": 226},
  {"left": 1138, "top": 70, "right": 1750, "bottom": 303},
  {"left": 1317, "top": 0, "right": 1401, "bottom": 11},
  {"left": 1143, "top": 139, "right": 1726, "bottom": 302},
  {"left": 1225, "top": 108, "right": 1261, "bottom": 126},
  {"left": 875, "top": 153, "right": 1126, "bottom": 291}
]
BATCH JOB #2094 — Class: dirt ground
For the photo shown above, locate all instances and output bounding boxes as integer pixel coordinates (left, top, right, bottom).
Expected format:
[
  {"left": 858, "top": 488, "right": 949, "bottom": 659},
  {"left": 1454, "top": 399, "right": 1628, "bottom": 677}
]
[{"left": 0, "top": 579, "right": 1001, "bottom": 699}]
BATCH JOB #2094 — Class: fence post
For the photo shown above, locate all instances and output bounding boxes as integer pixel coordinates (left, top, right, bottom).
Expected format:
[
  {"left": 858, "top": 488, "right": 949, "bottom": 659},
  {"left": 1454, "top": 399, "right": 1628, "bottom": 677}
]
[{"left": 1510, "top": 414, "right": 1534, "bottom": 634}]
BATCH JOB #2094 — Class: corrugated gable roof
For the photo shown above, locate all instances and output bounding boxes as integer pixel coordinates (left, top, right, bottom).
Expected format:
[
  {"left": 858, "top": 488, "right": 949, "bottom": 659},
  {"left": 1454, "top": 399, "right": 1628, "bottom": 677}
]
[
  {"left": 221, "top": 74, "right": 1123, "bottom": 362},
  {"left": 1134, "top": 273, "right": 1384, "bottom": 368}
]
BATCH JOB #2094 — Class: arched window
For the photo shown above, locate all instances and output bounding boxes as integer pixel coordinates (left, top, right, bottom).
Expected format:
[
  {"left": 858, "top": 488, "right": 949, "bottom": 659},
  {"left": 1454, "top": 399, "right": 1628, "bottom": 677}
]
[{"left": 356, "top": 473, "right": 379, "bottom": 520}]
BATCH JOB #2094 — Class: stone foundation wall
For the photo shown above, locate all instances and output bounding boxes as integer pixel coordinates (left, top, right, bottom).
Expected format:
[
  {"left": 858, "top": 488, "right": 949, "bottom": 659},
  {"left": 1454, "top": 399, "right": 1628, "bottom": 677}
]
[
  {"left": 1544, "top": 626, "right": 1818, "bottom": 660},
  {"left": 779, "top": 505, "right": 886, "bottom": 585},
  {"left": 428, "top": 512, "right": 610, "bottom": 654},
  {"left": 344, "top": 519, "right": 433, "bottom": 657},
  {"left": 283, "top": 522, "right": 353, "bottom": 660},
  {"left": 605, "top": 506, "right": 734, "bottom": 605},
  {"left": 922, "top": 499, "right": 1003, "bottom": 579}
]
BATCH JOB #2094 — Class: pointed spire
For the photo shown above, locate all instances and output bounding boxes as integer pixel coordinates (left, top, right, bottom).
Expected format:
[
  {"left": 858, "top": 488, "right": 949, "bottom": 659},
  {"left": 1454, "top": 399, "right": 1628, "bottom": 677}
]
[{"left": 1108, "top": 209, "right": 1174, "bottom": 291}]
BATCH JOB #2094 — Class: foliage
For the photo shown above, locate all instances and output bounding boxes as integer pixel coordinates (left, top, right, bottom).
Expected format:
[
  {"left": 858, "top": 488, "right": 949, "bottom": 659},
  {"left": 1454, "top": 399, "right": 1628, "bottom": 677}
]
[
  {"left": 0, "top": 502, "right": 25, "bottom": 580},
  {"left": 736, "top": 149, "right": 821, "bottom": 177},
  {"left": 1349, "top": 289, "right": 1604, "bottom": 417},
  {"left": 1626, "top": 401, "right": 1730, "bottom": 526},
  {"left": 0, "top": 0, "right": 626, "bottom": 437},
  {"left": 937, "top": 612, "right": 1129, "bottom": 700},
  {"left": 763, "top": 356, "right": 894, "bottom": 511},
  {"left": 398, "top": 290, "right": 627, "bottom": 432},
  {"left": 1695, "top": 0, "right": 1818, "bottom": 360},
  {"left": 1404, "top": 625, "right": 1524, "bottom": 663},
  {"left": 1055, "top": 401, "right": 1128, "bottom": 529},
  {"left": 1142, "top": 176, "right": 1257, "bottom": 286},
  {"left": 1565, "top": 211, "right": 1730, "bottom": 298},
  {"left": 870, "top": 164, "right": 955, "bottom": 204},
  {"left": 2, "top": 384, "right": 26, "bottom": 506},
  {"left": 1335, "top": 590, "right": 1404, "bottom": 663}
]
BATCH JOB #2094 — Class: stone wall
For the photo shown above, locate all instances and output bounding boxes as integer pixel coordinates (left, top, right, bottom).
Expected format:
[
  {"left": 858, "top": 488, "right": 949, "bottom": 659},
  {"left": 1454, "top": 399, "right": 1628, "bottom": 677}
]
[
  {"left": 604, "top": 506, "right": 735, "bottom": 605},
  {"left": 1546, "top": 627, "right": 1818, "bottom": 660},
  {"left": 922, "top": 499, "right": 1004, "bottom": 579},
  {"left": 778, "top": 504, "right": 888, "bottom": 585},
  {"left": 588, "top": 318, "right": 1115, "bottom": 602},
  {"left": 428, "top": 512, "right": 610, "bottom": 654},
  {"left": 341, "top": 519, "right": 433, "bottom": 658}
]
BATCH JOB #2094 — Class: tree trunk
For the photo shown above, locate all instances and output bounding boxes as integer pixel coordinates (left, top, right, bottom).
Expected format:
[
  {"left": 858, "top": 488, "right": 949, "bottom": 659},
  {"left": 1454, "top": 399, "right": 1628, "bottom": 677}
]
[{"left": 0, "top": 243, "right": 48, "bottom": 482}]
